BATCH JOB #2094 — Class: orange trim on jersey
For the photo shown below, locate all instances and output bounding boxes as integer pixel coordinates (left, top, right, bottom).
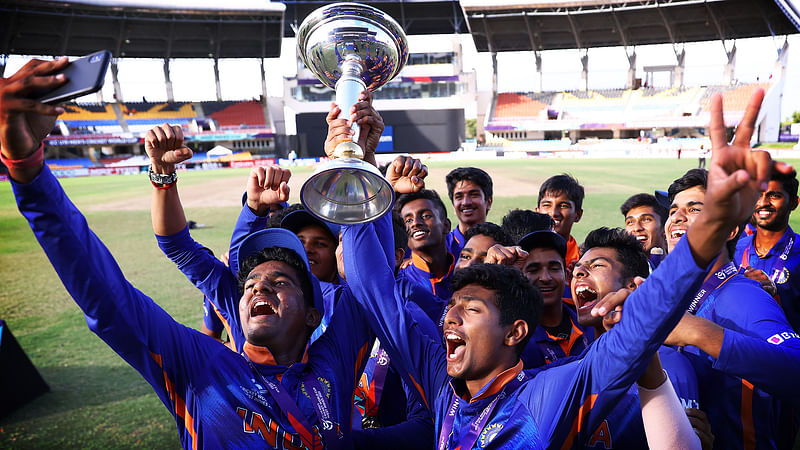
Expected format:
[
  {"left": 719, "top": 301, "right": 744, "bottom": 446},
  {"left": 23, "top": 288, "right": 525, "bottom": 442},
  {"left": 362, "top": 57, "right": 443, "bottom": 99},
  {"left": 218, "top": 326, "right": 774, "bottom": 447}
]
[
  {"left": 410, "top": 251, "right": 455, "bottom": 296},
  {"left": 566, "top": 235, "right": 580, "bottom": 267},
  {"left": 211, "top": 302, "right": 236, "bottom": 351},
  {"left": 354, "top": 341, "right": 371, "bottom": 385},
  {"left": 469, "top": 360, "right": 523, "bottom": 403},
  {"left": 150, "top": 351, "right": 198, "bottom": 450},
  {"left": 741, "top": 379, "right": 756, "bottom": 450},
  {"left": 408, "top": 373, "right": 429, "bottom": 410},
  {"left": 243, "top": 341, "right": 310, "bottom": 366},
  {"left": 545, "top": 319, "right": 585, "bottom": 357},
  {"left": 560, "top": 393, "right": 598, "bottom": 450}
]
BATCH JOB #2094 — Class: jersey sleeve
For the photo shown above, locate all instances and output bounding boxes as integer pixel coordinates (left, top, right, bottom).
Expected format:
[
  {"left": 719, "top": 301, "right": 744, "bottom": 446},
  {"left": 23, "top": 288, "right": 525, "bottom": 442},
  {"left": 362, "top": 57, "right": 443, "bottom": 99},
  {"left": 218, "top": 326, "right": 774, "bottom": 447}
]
[
  {"left": 227, "top": 202, "right": 269, "bottom": 276},
  {"left": 12, "top": 166, "right": 220, "bottom": 435},
  {"left": 156, "top": 226, "right": 246, "bottom": 351},
  {"left": 527, "top": 237, "right": 708, "bottom": 446},
  {"left": 342, "top": 213, "right": 449, "bottom": 412}
]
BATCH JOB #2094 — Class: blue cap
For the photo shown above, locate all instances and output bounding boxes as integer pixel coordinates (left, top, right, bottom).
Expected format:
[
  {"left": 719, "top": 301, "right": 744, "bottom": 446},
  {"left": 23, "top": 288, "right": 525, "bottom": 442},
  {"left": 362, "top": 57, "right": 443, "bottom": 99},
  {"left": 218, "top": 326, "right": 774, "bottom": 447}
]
[
  {"left": 654, "top": 190, "right": 670, "bottom": 209},
  {"left": 280, "top": 209, "right": 341, "bottom": 240},
  {"left": 236, "top": 227, "right": 326, "bottom": 328},
  {"left": 518, "top": 230, "right": 568, "bottom": 260}
]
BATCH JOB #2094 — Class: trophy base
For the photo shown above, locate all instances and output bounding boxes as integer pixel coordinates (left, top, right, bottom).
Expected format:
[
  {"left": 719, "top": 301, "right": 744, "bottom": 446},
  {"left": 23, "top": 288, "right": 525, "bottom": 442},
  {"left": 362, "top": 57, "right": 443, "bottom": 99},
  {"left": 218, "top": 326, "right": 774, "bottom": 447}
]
[{"left": 300, "top": 158, "right": 394, "bottom": 225}]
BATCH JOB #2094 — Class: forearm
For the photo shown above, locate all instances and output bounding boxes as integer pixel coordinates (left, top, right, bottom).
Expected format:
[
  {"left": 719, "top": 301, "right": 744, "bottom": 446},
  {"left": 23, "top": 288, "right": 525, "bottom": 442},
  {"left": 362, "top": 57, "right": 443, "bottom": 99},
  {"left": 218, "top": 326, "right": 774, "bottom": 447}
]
[
  {"left": 151, "top": 184, "right": 187, "bottom": 236},
  {"left": 686, "top": 215, "right": 731, "bottom": 268},
  {"left": 228, "top": 203, "right": 270, "bottom": 273},
  {"left": 639, "top": 375, "right": 701, "bottom": 450}
]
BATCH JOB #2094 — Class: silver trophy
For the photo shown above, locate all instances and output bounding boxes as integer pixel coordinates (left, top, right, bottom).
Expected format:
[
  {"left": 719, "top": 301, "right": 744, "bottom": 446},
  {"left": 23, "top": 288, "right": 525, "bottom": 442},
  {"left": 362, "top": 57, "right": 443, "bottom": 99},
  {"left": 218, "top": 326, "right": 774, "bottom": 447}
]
[{"left": 297, "top": 2, "right": 408, "bottom": 224}]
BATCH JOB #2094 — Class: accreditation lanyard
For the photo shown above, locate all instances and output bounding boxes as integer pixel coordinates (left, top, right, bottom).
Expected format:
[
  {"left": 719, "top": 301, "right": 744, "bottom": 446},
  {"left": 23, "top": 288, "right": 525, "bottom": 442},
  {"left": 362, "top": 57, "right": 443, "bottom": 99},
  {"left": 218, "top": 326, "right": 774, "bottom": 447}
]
[
  {"left": 247, "top": 361, "right": 342, "bottom": 450},
  {"left": 361, "top": 346, "right": 391, "bottom": 417},
  {"left": 741, "top": 234, "right": 794, "bottom": 283},
  {"left": 437, "top": 372, "right": 526, "bottom": 450},
  {"left": 687, "top": 261, "right": 738, "bottom": 314}
]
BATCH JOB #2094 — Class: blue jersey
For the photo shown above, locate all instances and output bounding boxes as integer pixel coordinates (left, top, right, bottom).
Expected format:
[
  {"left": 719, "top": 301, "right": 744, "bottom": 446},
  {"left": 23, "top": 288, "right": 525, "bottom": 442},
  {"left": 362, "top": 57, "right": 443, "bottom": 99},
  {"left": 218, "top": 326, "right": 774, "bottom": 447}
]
[
  {"left": 582, "top": 346, "right": 699, "bottom": 449},
  {"left": 529, "top": 306, "right": 593, "bottom": 366},
  {"left": 343, "top": 212, "right": 709, "bottom": 449},
  {"left": 684, "top": 272, "right": 800, "bottom": 449},
  {"left": 446, "top": 226, "right": 466, "bottom": 256},
  {"left": 13, "top": 166, "right": 375, "bottom": 449},
  {"left": 735, "top": 227, "right": 800, "bottom": 333},
  {"left": 202, "top": 295, "right": 224, "bottom": 335},
  {"left": 397, "top": 250, "right": 456, "bottom": 301}
]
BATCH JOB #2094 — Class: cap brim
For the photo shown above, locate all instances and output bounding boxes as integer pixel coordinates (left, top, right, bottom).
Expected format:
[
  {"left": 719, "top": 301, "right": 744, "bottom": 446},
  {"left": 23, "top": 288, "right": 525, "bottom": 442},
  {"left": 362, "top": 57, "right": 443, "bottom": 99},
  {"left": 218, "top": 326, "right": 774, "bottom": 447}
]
[
  {"left": 236, "top": 228, "right": 311, "bottom": 275},
  {"left": 654, "top": 190, "right": 670, "bottom": 209},
  {"left": 518, "top": 230, "right": 568, "bottom": 260},
  {"left": 280, "top": 209, "right": 340, "bottom": 240}
]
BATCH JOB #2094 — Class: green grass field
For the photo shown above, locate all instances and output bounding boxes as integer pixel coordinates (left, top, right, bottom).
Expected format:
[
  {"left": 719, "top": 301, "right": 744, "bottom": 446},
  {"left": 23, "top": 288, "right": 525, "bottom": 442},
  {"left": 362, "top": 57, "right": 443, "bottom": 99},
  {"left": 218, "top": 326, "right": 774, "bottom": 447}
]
[{"left": 2, "top": 158, "right": 800, "bottom": 448}]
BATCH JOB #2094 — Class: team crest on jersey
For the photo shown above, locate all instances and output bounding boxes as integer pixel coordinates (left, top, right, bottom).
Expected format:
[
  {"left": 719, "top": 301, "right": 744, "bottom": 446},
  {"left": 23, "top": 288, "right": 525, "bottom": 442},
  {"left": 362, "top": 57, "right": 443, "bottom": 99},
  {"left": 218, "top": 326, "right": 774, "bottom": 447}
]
[
  {"left": 302, "top": 376, "right": 332, "bottom": 400},
  {"left": 479, "top": 423, "right": 503, "bottom": 447},
  {"left": 774, "top": 267, "right": 790, "bottom": 284}
]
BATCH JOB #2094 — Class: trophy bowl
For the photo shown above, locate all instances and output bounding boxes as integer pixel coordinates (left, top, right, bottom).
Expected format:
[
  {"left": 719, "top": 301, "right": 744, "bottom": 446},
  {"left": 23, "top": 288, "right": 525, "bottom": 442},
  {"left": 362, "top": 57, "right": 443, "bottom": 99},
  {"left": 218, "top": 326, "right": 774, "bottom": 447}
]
[{"left": 297, "top": 2, "right": 408, "bottom": 225}]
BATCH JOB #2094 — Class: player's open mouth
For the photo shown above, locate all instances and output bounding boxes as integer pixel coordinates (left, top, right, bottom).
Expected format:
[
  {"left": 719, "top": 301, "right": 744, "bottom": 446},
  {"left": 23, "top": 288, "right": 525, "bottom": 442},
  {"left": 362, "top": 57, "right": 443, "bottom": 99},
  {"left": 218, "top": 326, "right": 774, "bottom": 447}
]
[
  {"left": 635, "top": 235, "right": 647, "bottom": 242},
  {"left": 411, "top": 229, "right": 428, "bottom": 240},
  {"left": 669, "top": 229, "right": 686, "bottom": 240},
  {"left": 575, "top": 285, "right": 597, "bottom": 309},
  {"left": 757, "top": 208, "right": 775, "bottom": 219},
  {"left": 537, "top": 282, "right": 557, "bottom": 296},
  {"left": 460, "top": 207, "right": 475, "bottom": 215},
  {"left": 251, "top": 298, "right": 277, "bottom": 317},
  {"left": 445, "top": 331, "right": 466, "bottom": 361}
]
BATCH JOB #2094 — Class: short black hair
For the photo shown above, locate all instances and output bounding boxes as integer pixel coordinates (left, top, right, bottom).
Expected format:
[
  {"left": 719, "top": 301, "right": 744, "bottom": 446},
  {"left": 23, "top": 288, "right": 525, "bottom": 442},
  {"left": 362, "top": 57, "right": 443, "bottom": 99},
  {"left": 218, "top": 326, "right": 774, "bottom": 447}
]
[
  {"left": 463, "top": 222, "right": 514, "bottom": 247},
  {"left": 266, "top": 203, "right": 305, "bottom": 229},
  {"left": 538, "top": 174, "right": 585, "bottom": 211},
  {"left": 392, "top": 211, "right": 409, "bottom": 252},
  {"left": 238, "top": 247, "right": 314, "bottom": 308},
  {"left": 501, "top": 209, "right": 554, "bottom": 244},
  {"left": 772, "top": 169, "right": 799, "bottom": 201},
  {"left": 445, "top": 167, "right": 493, "bottom": 202},
  {"left": 582, "top": 227, "right": 650, "bottom": 280},
  {"left": 451, "top": 263, "right": 542, "bottom": 356},
  {"left": 394, "top": 189, "right": 449, "bottom": 222},
  {"left": 667, "top": 169, "right": 707, "bottom": 205},
  {"left": 620, "top": 193, "right": 668, "bottom": 226}
]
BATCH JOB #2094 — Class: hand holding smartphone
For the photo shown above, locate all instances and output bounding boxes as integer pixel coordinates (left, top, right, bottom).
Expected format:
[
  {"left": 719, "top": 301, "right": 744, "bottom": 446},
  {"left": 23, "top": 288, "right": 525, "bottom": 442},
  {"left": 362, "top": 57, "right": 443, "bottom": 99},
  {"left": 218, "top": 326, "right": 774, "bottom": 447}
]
[{"left": 30, "top": 50, "right": 111, "bottom": 104}]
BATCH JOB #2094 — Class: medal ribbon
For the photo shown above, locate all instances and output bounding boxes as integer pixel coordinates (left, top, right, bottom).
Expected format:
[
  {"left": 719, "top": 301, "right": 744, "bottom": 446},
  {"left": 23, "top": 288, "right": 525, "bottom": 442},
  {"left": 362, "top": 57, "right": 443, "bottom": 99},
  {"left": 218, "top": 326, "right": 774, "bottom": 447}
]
[
  {"left": 687, "top": 261, "right": 738, "bottom": 314},
  {"left": 740, "top": 235, "right": 793, "bottom": 283},
  {"left": 437, "top": 372, "right": 526, "bottom": 450}
]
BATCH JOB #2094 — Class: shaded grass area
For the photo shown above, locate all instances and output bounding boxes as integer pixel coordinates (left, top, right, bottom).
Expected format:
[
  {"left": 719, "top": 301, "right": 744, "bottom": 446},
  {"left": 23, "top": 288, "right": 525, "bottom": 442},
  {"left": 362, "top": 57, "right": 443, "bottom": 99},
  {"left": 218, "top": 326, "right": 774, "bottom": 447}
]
[{"left": 2, "top": 158, "right": 800, "bottom": 447}]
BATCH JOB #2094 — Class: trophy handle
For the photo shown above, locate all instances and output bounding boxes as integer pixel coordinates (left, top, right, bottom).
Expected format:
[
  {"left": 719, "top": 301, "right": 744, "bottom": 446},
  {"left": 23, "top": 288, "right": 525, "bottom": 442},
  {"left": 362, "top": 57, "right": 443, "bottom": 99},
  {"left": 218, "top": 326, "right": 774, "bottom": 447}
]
[{"left": 334, "top": 56, "right": 367, "bottom": 159}]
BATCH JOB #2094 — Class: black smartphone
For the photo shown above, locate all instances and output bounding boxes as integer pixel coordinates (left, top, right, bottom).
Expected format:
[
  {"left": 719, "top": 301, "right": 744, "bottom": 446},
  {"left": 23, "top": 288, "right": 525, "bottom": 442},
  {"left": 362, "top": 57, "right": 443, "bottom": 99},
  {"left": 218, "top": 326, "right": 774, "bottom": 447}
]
[{"left": 32, "top": 50, "right": 111, "bottom": 104}]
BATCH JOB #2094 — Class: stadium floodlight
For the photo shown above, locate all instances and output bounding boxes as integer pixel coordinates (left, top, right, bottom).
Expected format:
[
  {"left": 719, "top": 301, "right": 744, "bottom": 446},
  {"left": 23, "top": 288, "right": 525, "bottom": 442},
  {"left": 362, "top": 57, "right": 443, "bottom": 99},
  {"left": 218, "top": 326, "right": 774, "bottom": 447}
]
[{"left": 297, "top": 2, "right": 408, "bottom": 225}]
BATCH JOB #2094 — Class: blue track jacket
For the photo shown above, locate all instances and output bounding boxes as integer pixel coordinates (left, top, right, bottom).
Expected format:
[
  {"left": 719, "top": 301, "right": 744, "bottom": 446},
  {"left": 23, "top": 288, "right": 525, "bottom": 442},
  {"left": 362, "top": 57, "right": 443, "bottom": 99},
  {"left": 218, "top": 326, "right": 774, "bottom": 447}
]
[
  {"left": 13, "top": 166, "right": 374, "bottom": 449},
  {"left": 343, "top": 212, "right": 709, "bottom": 449}
]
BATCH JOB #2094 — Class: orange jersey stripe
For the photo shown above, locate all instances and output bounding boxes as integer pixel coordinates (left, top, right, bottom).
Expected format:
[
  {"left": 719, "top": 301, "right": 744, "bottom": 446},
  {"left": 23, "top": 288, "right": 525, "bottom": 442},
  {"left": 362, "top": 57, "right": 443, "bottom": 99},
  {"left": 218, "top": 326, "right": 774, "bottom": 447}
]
[
  {"left": 741, "top": 379, "right": 756, "bottom": 450},
  {"left": 150, "top": 351, "right": 199, "bottom": 450},
  {"left": 561, "top": 393, "right": 598, "bottom": 450}
]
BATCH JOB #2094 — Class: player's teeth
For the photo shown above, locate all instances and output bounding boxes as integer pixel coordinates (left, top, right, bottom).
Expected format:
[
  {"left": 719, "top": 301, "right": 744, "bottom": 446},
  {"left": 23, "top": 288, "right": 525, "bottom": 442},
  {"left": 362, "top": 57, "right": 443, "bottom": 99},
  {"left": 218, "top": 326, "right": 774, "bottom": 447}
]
[{"left": 636, "top": 236, "right": 646, "bottom": 241}]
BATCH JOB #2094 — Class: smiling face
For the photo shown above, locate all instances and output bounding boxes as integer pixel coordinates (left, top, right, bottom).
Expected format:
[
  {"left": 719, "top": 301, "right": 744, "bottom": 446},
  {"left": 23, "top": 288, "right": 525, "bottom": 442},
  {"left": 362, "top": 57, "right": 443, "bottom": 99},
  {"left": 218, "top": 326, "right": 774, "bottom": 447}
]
[
  {"left": 537, "top": 191, "right": 583, "bottom": 239},
  {"left": 522, "top": 248, "right": 566, "bottom": 308},
  {"left": 624, "top": 205, "right": 666, "bottom": 253},
  {"left": 665, "top": 186, "right": 705, "bottom": 253},
  {"left": 456, "top": 234, "right": 497, "bottom": 271},
  {"left": 296, "top": 224, "right": 338, "bottom": 283},
  {"left": 239, "top": 260, "right": 316, "bottom": 347},
  {"left": 401, "top": 198, "right": 448, "bottom": 253},
  {"left": 753, "top": 180, "right": 797, "bottom": 232},
  {"left": 571, "top": 247, "right": 631, "bottom": 327},
  {"left": 443, "top": 284, "right": 518, "bottom": 383},
  {"left": 452, "top": 180, "right": 492, "bottom": 230}
]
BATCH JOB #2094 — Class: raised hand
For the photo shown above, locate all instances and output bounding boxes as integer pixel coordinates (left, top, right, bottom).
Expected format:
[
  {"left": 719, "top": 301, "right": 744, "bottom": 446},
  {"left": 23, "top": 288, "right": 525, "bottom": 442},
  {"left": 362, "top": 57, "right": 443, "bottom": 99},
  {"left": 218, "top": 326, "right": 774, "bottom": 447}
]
[
  {"left": 484, "top": 244, "right": 528, "bottom": 268},
  {"left": 590, "top": 276, "right": 645, "bottom": 330},
  {"left": 0, "top": 57, "right": 69, "bottom": 182},
  {"left": 386, "top": 155, "right": 427, "bottom": 194},
  {"left": 144, "top": 123, "right": 193, "bottom": 174},
  {"left": 246, "top": 166, "right": 291, "bottom": 216},
  {"left": 323, "top": 90, "right": 383, "bottom": 164}
]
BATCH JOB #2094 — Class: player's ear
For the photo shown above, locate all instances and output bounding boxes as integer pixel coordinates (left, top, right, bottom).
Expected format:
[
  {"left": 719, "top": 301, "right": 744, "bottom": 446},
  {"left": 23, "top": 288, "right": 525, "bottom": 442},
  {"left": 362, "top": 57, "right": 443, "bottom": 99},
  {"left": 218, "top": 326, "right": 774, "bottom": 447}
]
[
  {"left": 305, "top": 307, "right": 321, "bottom": 329},
  {"left": 504, "top": 319, "right": 529, "bottom": 349},
  {"left": 575, "top": 208, "right": 584, "bottom": 223}
]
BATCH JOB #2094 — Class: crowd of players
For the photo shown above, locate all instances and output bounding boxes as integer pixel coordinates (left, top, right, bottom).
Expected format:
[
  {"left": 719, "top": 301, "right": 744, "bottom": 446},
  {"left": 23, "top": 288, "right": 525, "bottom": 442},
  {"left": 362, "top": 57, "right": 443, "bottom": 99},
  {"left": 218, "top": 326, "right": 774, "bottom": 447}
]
[{"left": 2, "top": 57, "right": 800, "bottom": 449}]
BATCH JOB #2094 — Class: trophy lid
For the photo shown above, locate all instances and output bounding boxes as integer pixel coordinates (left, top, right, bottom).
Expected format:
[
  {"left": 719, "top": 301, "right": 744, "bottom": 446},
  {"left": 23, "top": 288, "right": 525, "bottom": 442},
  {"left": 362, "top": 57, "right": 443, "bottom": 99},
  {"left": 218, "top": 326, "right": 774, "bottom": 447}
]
[{"left": 297, "top": 2, "right": 409, "bottom": 91}]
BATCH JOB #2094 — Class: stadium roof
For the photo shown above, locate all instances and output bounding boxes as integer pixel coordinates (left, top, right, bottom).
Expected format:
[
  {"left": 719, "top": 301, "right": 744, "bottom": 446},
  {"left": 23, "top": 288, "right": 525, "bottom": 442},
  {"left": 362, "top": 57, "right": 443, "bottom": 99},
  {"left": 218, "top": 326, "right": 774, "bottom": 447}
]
[
  {"left": 281, "top": 1, "right": 469, "bottom": 37},
  {"left": 462, "top": 0, "right": 800, "bottom": 53},
  {"left": 0, "top": 0, "right": 285, "bottom": 58}
]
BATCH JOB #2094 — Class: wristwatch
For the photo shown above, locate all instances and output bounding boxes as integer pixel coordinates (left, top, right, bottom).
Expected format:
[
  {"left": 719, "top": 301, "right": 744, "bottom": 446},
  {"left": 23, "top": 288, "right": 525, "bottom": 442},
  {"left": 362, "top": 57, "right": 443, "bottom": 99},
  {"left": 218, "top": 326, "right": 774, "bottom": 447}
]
[{"left": 148, "top": 165, "right": 177, "bottom": 186}]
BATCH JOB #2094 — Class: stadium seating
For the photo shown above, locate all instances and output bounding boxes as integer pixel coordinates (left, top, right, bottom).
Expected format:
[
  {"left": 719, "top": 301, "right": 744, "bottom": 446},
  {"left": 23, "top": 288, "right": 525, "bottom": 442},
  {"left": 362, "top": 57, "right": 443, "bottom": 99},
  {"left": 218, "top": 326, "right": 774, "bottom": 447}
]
[
  {"left": 699, "top": 82, "right": 772, "bottom": 113},
  {"left": 202, "top": 100, "right": 267, "bottom": 128}
]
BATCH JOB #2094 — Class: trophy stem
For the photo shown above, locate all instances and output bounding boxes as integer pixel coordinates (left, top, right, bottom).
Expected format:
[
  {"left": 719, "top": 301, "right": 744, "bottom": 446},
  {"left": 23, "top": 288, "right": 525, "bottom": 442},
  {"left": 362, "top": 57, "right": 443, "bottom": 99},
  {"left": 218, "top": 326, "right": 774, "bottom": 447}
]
[{"left": 334, "top": 56, "right": 366, "bottom": 158}]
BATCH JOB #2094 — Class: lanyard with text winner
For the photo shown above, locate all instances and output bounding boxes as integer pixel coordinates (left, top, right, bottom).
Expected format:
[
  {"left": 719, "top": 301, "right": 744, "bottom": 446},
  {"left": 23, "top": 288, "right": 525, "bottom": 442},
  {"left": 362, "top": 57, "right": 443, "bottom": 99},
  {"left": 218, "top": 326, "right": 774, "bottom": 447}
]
[
  {"left": 437, "top": 371, "right": 526, "bottom": 450},
  {"left": 247, "top": 360, "right": 342, "bottom": 450},
  {"left": 687, "top": 261, "right": 738, "bottom": 314}
]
